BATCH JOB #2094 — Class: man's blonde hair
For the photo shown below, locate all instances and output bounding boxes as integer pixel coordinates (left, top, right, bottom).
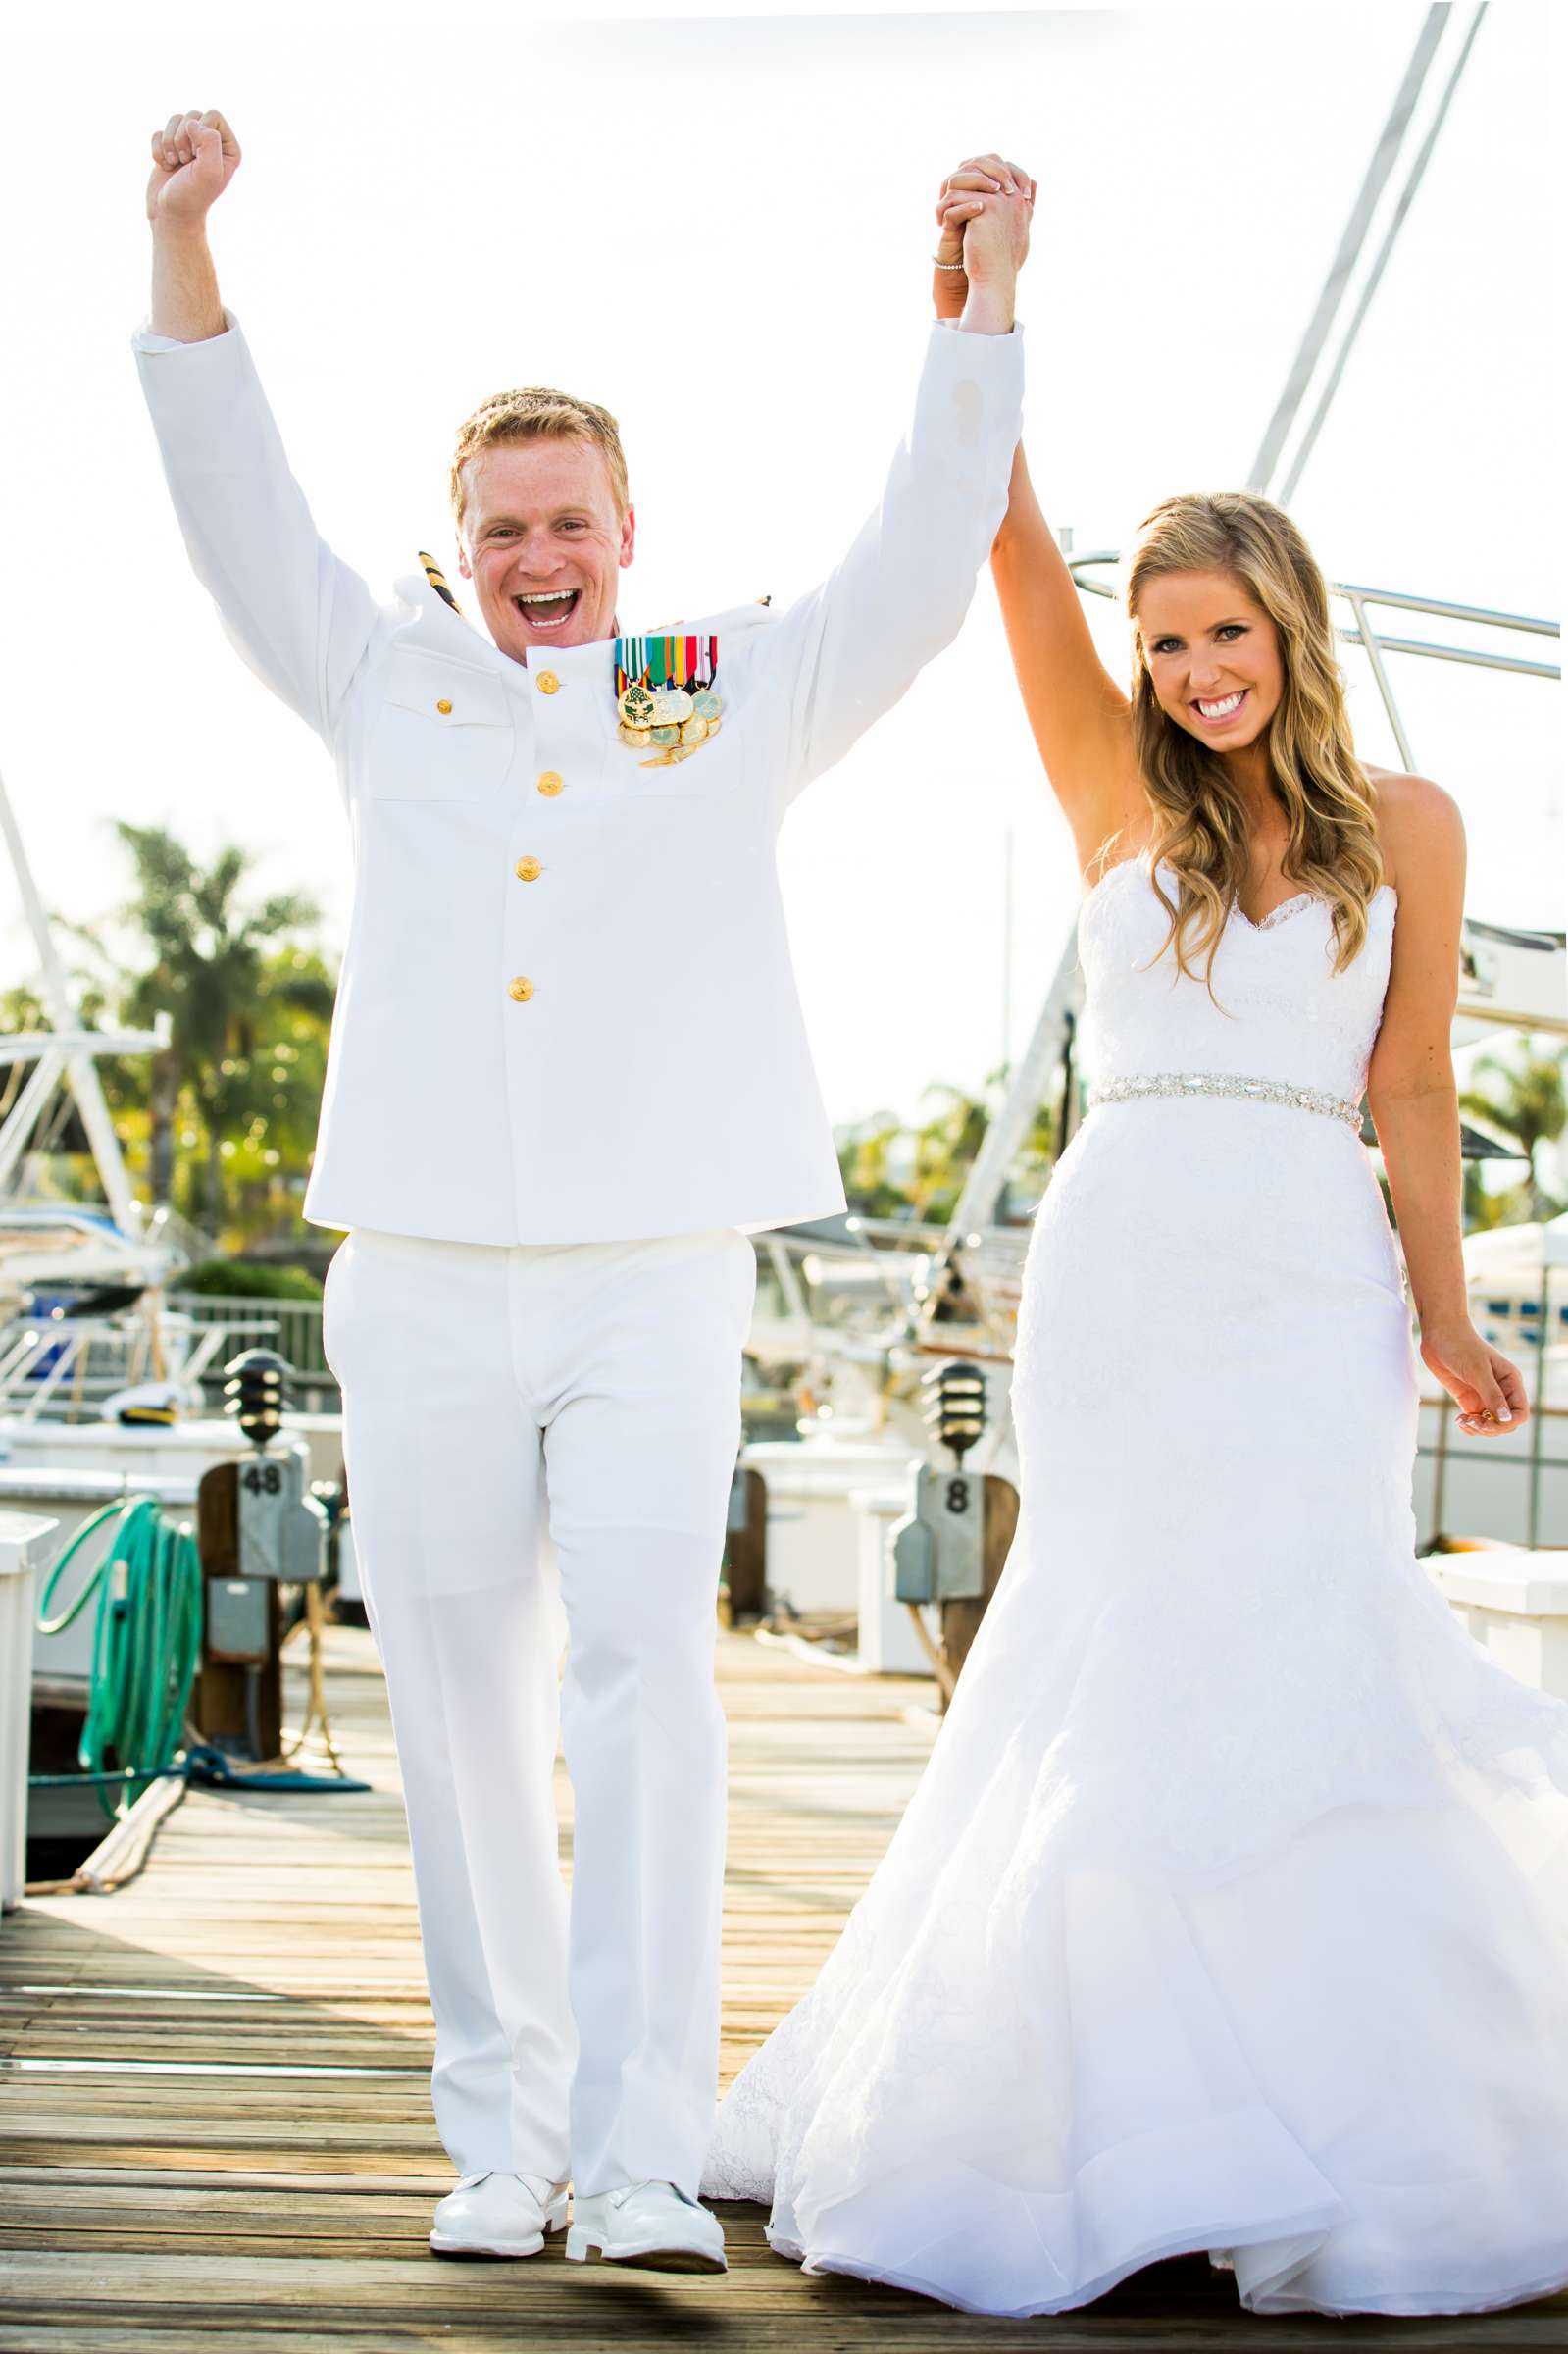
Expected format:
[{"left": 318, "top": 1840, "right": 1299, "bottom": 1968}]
[{"left": 449, "top": 387, "right": 630, "bottom": 526}]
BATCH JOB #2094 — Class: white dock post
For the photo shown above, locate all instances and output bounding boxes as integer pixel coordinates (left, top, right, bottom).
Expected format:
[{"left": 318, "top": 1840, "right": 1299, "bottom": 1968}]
[{"left": 0, "top": 1510, "right": 59, "bottom": 1913}]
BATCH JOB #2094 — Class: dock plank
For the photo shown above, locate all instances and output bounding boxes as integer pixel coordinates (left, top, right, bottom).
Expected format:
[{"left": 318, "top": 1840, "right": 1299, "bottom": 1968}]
[{"left": 2, "top": 1623, "right": 1563, "bottom": 2349}]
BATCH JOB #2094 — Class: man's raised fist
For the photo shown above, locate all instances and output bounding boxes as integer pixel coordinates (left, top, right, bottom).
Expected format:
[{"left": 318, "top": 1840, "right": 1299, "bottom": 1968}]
[{"left": 146, "top": 110, "right": 242, "bottom": 228}]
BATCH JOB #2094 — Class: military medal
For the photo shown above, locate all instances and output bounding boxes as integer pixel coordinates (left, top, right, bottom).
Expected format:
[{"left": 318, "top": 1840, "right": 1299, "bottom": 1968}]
[{"left": 615, "top": 635, "right": 723, "bottom": 767}]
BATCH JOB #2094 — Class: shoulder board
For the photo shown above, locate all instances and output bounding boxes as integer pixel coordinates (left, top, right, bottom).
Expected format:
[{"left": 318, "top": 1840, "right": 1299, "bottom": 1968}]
[{"left": 419, "top": 549, "right": 463, "bottom": 615}]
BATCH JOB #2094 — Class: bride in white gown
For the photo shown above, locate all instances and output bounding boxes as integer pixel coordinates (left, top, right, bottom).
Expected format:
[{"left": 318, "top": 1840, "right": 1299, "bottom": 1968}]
[{"left": 703, "top": 161, "right": 1567, "bottom": 2319}]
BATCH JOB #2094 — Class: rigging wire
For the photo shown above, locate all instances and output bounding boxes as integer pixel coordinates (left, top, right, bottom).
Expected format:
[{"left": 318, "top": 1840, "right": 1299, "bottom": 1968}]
[
  {"left": 1277, "top": 4, "right": 1490, "bottom": 507},
  {"left": 1247, "top": 2, "right": 1452, "bottom": 496}
]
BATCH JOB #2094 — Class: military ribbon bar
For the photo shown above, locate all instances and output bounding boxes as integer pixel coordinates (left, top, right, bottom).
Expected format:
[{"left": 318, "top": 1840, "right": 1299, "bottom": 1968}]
[{"left": 615, "top": 635, "right": 718, "bottom": 697}]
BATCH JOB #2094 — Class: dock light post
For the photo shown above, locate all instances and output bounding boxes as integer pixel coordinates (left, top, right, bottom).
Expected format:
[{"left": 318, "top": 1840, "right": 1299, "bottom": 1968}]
[
  {"left": 224, "top": 1347, "right": 288, "bottom": 1451},
  {"left": 925, "top": 1361, "right": 987, "bottom": 1466}
]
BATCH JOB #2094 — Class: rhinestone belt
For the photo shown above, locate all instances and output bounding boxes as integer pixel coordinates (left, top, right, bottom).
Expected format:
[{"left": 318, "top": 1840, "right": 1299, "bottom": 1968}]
[{"left": 1087, "top": 1071, "right": 1364, "bottom": 1131}]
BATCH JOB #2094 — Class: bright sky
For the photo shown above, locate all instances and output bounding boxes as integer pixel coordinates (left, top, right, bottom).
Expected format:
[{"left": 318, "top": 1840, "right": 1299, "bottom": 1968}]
[{"left": 1, "top": 3, "right": 1559, "bottom": 1134}]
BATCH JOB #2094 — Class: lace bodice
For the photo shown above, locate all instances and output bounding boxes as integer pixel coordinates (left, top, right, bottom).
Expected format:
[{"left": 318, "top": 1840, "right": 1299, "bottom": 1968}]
[{"left": 1078, "top": 858, "right": 1397, "bottom": 1103}]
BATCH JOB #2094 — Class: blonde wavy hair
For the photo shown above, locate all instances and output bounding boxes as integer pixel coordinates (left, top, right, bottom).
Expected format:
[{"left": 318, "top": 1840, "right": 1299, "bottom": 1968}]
[{"left": 1126, "top": 491, "right": 1383, "bottom": 984}]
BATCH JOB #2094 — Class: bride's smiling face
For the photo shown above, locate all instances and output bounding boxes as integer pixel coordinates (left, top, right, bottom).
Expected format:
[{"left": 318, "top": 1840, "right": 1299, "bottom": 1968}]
[{"left": 1135, "top": 569, "right": 1283, "bottom": 752}]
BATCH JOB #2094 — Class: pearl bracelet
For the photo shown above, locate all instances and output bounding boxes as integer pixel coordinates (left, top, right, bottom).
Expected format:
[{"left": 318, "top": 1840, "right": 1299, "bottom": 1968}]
[{"left": 932, "top": 255, "right": 967, "bottom": 272}]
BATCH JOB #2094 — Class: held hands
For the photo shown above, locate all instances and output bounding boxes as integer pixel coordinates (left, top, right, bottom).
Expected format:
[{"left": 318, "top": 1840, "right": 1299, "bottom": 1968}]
[
  {"left": 1420, "top": 1323, "right": 1530, "bottom": 1439},
  {"left": 934, "top": 153, "right": 1036, "bottom": 325},
  {"left": 146, "top": 110, "right": 241, "bottom": 230}
]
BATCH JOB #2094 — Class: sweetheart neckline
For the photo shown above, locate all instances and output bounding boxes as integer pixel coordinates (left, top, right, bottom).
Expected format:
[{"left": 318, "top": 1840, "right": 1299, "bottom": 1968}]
[{"left": 1080, "top": 855, "right": 1398, "bottom": 934}]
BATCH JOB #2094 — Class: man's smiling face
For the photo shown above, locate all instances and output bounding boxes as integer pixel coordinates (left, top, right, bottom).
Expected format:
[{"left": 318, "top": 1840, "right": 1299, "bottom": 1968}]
[{"left": 457, "top": 435, "right": 635, "bottom": 662}]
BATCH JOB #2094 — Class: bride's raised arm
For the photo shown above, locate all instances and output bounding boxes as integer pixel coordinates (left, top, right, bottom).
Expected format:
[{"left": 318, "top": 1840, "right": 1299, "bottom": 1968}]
[
  {"left": 990, "top": 446, "right": 1140, "bottom": 875},
  {"left": 934, "top": 167, "right": 1138, "bottom": 876}
]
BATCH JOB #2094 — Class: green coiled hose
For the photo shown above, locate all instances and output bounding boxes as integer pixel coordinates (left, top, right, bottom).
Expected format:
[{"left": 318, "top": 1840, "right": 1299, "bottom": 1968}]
[{"left": 35, "top": 1498, "right": 204, "bottom": 1820}]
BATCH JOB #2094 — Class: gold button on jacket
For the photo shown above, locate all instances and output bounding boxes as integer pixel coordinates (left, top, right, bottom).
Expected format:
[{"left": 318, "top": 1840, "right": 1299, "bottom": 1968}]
[
  {"left": 435, "top": 697, "right": 453, "bottom": 715},
  {"left": 515, "top": 857, "right": 541, "bottom": 882},
  {"left": 537, "top": 771, "right": 563, "bottom": 796},
  {"left": 508, "top": 976, "right": 534, "bottom": 1003},
  {"left": 536, "top": 671, "right": 560, "bottom": 695}
]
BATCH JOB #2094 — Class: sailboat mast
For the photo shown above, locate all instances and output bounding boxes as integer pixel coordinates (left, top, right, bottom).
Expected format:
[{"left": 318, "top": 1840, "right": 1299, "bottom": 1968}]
[{"left": 0, "top": 768, "right": 144, "bottom": 1238}]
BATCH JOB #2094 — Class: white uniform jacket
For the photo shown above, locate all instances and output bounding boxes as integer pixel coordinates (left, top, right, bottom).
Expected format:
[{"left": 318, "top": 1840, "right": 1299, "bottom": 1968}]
[{"left": 133, "top": 312, "right": 1025, "bottom": 1245}]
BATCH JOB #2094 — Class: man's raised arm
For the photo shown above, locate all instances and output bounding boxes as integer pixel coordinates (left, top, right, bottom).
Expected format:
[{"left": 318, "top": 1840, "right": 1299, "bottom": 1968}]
[{"left": 138, "top": 110, "right": 379, "bottom": 748}]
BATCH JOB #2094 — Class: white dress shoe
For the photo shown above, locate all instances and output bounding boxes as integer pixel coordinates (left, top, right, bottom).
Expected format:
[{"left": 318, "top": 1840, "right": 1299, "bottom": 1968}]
[
  {"left": 565, "top": 2179, "right": 727, "bottom": 2274},
  {"left": 429, "top": 2169, "right": 570, "bottom": 2258}
]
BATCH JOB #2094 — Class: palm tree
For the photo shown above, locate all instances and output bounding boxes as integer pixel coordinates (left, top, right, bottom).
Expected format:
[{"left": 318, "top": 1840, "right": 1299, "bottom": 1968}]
[
  {"left": 836, "top": 1113, "right": 912, "bottom": 1221},
  {"left": 76, "top": 827, "right": 329, "bottom": 1218},
  {"left": 1460, "top": 1039, "right": 1567, "bottom": 1223},
  {"left": 835, "top": 1068, "right": 1067, "bottom": 1228},
  {"left": 909, "top": 1082, "right": 991, "bottom": 1221},
  {"left": 203, "top": 945, "right": 336, "bottom": 1232},
  {"left": 910, "top": 1068, "right": 1063, "bottom": 1225}
]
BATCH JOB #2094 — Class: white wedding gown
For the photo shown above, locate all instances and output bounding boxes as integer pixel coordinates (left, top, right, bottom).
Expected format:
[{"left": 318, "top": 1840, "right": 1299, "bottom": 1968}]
[{"left": 704, "top": 856, "right": 1568, "bottom": 2318}]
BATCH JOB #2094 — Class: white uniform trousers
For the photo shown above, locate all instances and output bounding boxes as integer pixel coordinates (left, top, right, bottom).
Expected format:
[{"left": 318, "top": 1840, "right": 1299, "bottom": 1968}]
[{"left": 322, "top": 1224, "right": 756, "bottom": 2198}]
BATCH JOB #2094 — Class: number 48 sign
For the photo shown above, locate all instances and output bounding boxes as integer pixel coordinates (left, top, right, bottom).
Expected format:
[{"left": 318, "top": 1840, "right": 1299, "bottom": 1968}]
[{"left": 235, "top": 1443, "right": 329, "bottom": 1584}]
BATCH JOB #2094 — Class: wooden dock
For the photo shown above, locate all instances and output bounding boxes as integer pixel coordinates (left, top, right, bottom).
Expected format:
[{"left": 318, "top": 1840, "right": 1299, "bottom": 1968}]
[{"left": 3, "top": 1625, "right": 1564, "bottom": 2351}]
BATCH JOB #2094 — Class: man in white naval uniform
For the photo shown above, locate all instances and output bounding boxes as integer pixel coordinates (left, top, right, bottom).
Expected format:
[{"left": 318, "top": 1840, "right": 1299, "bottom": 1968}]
[{"left": 136, "top": 109, "right": 1030, "bottom": 2273}]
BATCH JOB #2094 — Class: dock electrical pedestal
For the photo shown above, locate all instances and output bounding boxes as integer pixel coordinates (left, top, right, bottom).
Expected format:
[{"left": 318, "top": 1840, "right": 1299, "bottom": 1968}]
[
  {"left": 193, "top": 1350, "right": 329, "bottom": 1763},
  {"left": 892, "top": 1361, "right": 1019, "bottom": 1705}
]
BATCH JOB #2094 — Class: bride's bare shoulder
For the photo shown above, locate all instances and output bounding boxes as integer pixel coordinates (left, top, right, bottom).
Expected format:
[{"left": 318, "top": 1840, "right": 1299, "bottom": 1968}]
[{"left": 1363, "top": 766, "right": 1464, "bottom": 895}]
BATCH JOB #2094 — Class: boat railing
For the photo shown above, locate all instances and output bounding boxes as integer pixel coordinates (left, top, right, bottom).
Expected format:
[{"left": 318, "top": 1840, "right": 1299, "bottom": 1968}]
[
  {"left": 1065, "top": 555, "right": 1561, "bottom": 773},
  {"left": 162, "top": 1295, "right": 336, "bottom": 1401},
  {"left": 0, "top": 1296, "right": 339, "bottom": 1424},
  {"left": 0, "top": 1312, "right": 249, "bottom": 1423}
]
